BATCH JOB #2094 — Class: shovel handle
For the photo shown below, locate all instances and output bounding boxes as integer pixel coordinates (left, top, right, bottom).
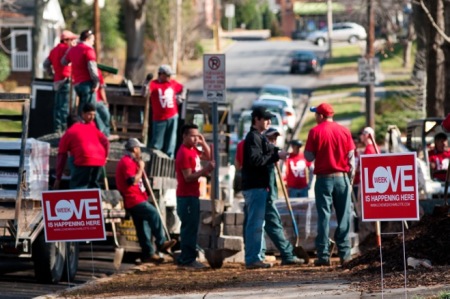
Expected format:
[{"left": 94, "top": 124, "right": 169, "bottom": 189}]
[
  {"left": 443, "top": 167, "right": 450, "bottom": 206},
  {"left": 275, "top": 163, "right": 301, "bottom": 245}
]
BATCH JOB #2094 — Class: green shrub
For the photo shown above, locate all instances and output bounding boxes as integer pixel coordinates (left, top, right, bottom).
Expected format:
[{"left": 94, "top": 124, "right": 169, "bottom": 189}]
[{"left": 0, "top": 52, "right": 11, "bottom": 82}]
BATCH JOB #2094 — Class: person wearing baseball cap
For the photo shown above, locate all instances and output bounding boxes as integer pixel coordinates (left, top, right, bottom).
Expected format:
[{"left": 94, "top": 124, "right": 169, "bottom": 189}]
[
  {"left": 285, "top": 139, "right": 313, "bottom": 198},
  {"left": 428, "top": 132, "right": 450, "bottom": 181},
  {"left": 259, "top": 128, "right": 306, "bottom": 267},
  {"left": 304, "top": 102, "right": 355, "bottom": 267},
  {"left": 116, "top": 138, "right": 177, "bottom": 264},
  {"left": 43, "top": 29, "right": 78, "bottom": 133},
  {"left": 147, "top": 64, "right": 185, "bottom": 158},
  {"left": 242, "top": 106, "right": 300, "bottom": 269}
]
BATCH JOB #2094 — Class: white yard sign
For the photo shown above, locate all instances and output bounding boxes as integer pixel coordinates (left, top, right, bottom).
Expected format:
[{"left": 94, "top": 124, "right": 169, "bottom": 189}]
[{"left": 203, "top": 54, "right": 226, "bottom": 102}]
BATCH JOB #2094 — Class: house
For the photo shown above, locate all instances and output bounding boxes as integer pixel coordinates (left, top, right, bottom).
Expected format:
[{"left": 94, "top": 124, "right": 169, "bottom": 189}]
[{"left": 0, "top": 0, "right": 65, "bottom": 85}]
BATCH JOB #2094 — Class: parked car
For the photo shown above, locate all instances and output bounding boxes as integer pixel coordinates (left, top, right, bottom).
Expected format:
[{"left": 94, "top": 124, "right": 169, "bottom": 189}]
[
  {"left": 290, "top": 50, "right": 322, "bottom": 74},
  {"left": 255, "top": 95, "right": 296, "bottom": 132},
  {"left": 237, "top": 109, "right": 286, "bottom": 149},
  {"left": 259, "top": 84, "right": 294, "bottom": 104},
  {"left": 306, "top": 22, "right": 367, "bottom": 46}
]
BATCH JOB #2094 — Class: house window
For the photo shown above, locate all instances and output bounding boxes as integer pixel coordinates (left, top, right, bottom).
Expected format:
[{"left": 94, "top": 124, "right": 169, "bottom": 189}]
[{"left": 11, "top": 29, "right": 32, "bottom": 72}]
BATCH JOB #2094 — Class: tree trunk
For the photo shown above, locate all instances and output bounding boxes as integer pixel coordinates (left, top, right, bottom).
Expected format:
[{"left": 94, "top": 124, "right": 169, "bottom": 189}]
[
  {"left": 32, "top": 0, "right": 48, "bottom": 79},
  {"left": 123, "top": 0, "right": 147, "bottom": 84},
  {"left": 425, "top": 0, "right": 445, "bottom": 117},
  {"left": 444, "top": 1, "right": 450, "bottom": 115},
  {"left": 402, "top": 8, "right": 415, "bottom": 68}
]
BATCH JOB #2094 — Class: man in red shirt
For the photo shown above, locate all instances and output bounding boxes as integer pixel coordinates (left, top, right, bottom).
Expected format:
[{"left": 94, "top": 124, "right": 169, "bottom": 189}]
[
  {"left": 43, "top": 30, "right": 78, "bottom": 133},
  {"left": 428, "top": 132, "right": 450, "bottom": 181},
  {"left": 304, "top": 103, "right": 355, "bottom": 267},
  {"left": 115, "top": 138, "right": 177, "bottom": 264},
  {"left": 62, "top": 29, "right": 100, "bottom": 116},
  {"left": 353, "top": 127, "right": 378, "bottom": 196},
  {"left": 233, "top": 139, "right": 245, "bottom": 193},
  {"left": 53, "top": 103, "right": 109, "bottom": 190},
  {"left": 285, "top": 140, "right": 313, "bottom": 198},
  {"left": 175, "top": 124, "right": 214, "bottom": 269},
  {"left": 148, "top": 65, "right": 184, "bottom": 158}
]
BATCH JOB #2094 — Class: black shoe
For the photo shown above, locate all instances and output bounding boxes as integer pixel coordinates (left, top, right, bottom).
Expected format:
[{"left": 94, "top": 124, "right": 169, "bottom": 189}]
[
  {"left": 314, "top": 258, "right": 331, "bottom": 266},
  {"left": 281, "top": 257, "right": 305, "bottom": 266},
  {"left": 340, "top": 256, "right": 352, "bottom": 267},
  {"left": 246, "top": 261, "right": 273, "bottom": 269}
]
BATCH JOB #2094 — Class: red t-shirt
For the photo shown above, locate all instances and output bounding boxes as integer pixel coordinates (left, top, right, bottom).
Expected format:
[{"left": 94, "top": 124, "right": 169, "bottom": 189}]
[
  {"left": 48, "top": 43, "right": 71, "bottom": 81},
  {"left": 58, "top": 122, "right": 108, "bottom": 166},
  {"left": 65, "top": 42, "right": 97, "bottom": 84},
  {"left": 285, "top": 152, "right": 311, "bottom": 189},
  {"left": 235, "top": 140, "right": 245, "bottom": 168},
  {"left": 354, "top": 143, "right": 379, "bottom": 185},
  {"left": 149, "top": 79, "right": 183, "bottom": 121},
  {"left": 115, "top": 155, "right": 148, "bottom": 209},
  {"left": 428, "top": 149, "right": 450, "bottom": 181},
  {"left": 176, "top": 144, "right": 202, "bottom": 197},
  {"left": 305, "top": 121, "right": 355, "bottom": 175}
]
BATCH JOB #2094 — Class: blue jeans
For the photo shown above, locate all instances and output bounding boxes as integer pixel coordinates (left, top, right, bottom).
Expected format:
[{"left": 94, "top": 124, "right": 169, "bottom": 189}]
[
  {"left": 176, "top": 196, "right": 200, "bottom": 265},
  {"left": 149, "top": 115, "right": 178, "bottom": 158},
  {"left": 95, "top": 102, "right": 111, "bottom": 136},
  {"left": 69, "top": 166, "right": 101, "bottom": 189},
  {"left": 128, "top": 201, "right": 166, "bottom": 258},
  {"left": 74, "top": 81, "right": 96, "bottom": 116},
  {"left": 243, "top": 188, "right": 268, "bottom": 265},
  {"left": 54, "top": 81, "right": 70, "bottom": 132},
  {"left": 288, "top": 187, "right": 308, "bottom": 198},
  {"left": 314, "top": 175, "right": 352, "bottom": 261}
]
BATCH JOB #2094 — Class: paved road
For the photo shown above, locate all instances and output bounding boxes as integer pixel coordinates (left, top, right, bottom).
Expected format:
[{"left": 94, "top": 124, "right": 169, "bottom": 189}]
[
  {"left": 185, "top": 40, "right": 327, "bottom": 114},
  {"left": 0, "top": 244, "right": 136, "bottom": 299}
]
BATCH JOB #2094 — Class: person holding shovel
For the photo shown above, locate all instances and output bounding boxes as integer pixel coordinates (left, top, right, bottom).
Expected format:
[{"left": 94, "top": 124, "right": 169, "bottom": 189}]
[
  {"left": 115, "top": 138, "right": 177, "bottom": 264},
  {"left": 260, "top": 128, "right": 305, "bottom": 266},
  {"left": 175, "top": 124, "right": 215, "bottom": 269},
  {"left": 304, "top": 103, "right": 355, "bottom": 267}
]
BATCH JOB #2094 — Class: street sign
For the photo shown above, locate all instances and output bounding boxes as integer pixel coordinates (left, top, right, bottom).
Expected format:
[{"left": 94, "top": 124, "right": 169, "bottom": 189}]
[
  {"left": 225, "top": 4, "right": 235, "bottom": 18},
  {"left": 42, "top": 189, "right": 106, "bottom": 242},
  {"left": 358, "top": 57, "right": 379, "bottom": 85},
  {"left": 203, "top": 54, "right": 226, "bottom": 102},
  {"left": 360, "top": 152, "right": 419, "bottom": 222}
]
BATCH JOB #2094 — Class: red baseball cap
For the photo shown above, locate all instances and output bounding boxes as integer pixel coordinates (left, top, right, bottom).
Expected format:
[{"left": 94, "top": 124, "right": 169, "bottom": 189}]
[
  {"left": 60, "top": 30, "right": 77, "bottom": 40},
  {"left": 442, "top": 113, "right": 450, "bottom": 132},
  {"left": 310, "top": 103, "right": 334, "bottom": 117}
]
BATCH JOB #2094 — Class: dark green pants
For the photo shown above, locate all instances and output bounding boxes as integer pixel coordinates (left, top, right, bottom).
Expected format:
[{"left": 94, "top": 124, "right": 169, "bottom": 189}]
[
  {"left": 176, "top": 196, "right": 200, "bottom": 265},
  {"left": 70, "top": 165, "right": 102, "bottom": 189}
]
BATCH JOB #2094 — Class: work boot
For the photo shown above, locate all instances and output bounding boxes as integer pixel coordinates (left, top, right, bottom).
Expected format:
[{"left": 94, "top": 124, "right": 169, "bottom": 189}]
[
  {"left": 314, "top": 258, "right": 331, "bottom": 267},
  {"left": 246, "top": 261, "right": 273, "bottom": 269},
  {"left": 281, "top": 257, "right": 305, "bottom": 266},
  {"left": 159, "top": 239, "right": 177, "bottom": 253},
  {"left": 139, "top": 254, "right": 164, "bottom": 264},
  {"left": 340, "top": 256, "right": 352, "bottom": 267},
  {"left": 178, "top": 260, "right": 208, "bottom": 270}
]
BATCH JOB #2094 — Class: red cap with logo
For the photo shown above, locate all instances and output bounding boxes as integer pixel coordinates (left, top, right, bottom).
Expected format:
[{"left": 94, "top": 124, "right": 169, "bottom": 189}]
[{"left": 309, "top": 103, "right": 334, "bottom": 117}]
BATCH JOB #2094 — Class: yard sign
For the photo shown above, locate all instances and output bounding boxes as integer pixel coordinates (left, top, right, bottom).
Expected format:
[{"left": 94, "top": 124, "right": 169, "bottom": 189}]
[
  {"left": 42, "top": 189, "right": 106, "bottom": 242},
  {"left": 360, "top": 152, "right": 419, "bottom": 221}
]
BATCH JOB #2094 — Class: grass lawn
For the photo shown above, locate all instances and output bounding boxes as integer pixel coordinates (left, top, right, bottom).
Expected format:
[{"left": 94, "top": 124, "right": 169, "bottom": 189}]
[{"left": 0, "top": 109, "right": 22, "bottom": 132}]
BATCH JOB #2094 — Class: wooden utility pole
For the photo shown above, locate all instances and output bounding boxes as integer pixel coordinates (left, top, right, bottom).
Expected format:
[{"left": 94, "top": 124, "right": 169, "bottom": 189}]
[
  {"left": 365, "top": 0, "right": 375, "bottom": 128},
  {"left": 93, "top": 0, "right": 101, "bottom": 60},
  {"left": 326, "top": 0, "right": 333, "bottom": 57},
  {"left": 172, "top": 0, "right": 182, "bottom": 74},
  {"left": 214, "top": 0, "right": 221, "bottom": 52}
]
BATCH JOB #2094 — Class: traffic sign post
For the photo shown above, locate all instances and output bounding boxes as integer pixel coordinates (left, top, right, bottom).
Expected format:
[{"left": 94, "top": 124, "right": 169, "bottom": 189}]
[
  {"left": 358, "top": 57, "right": 379, "bottom": 85},
  {"left": 203, "top": 54, "right": 226, "bottom": 102}
]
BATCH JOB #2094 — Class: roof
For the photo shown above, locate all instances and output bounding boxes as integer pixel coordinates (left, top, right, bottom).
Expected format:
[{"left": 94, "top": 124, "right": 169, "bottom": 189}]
[{"left": 0, "top": 0, "right": 64, "bottom": 27}]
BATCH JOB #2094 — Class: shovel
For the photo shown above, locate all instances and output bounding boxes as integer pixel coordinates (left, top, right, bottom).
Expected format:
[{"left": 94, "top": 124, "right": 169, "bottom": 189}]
[
  {"left": 275, "top": 164, "right": 310, "bottom": 264},
  {"left": 103, "top": 166, "right": 124, "bottom": 271}
]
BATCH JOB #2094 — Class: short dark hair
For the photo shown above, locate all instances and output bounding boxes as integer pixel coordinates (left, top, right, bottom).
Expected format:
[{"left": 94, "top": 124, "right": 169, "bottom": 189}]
[
  {"left": 435, "top": 132, "right": 448, "bottom": 142},
  {"left": 80, "top": 29, "right": 93, "bottom": 41},
  {"left": 82, "top": 102, "right": 96, "bottom": 113},
  {"left": 181, "top": 124, "right": 198, "bottom": 136}
]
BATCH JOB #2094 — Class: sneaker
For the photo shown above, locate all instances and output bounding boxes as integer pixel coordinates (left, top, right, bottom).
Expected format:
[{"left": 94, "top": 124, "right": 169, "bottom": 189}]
[
  {"left": 246, "top": 261, "right": 273, "bottom": 269},
  {"left": 281, "top": 257, "right": 305, "bottom": 266},
  {"left": 178, "top": 260, "right": 208, "bottom": 270},
  {"left": 140, "top": 254, "right": 164, "bottom": 264},
  {"left": 340, "top": 256, "right": 352, "bottom": 267},
  {"left": 314, "top": 258, "right": 331, "bottom": 267},
  {"left": 159, "top": 239, "right": 177, "bottom": 253}
]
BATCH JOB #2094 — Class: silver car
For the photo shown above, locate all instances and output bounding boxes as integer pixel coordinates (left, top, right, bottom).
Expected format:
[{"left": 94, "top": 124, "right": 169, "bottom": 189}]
[{"left": 307, "top": 22, "right": 367, "bottom": 46}]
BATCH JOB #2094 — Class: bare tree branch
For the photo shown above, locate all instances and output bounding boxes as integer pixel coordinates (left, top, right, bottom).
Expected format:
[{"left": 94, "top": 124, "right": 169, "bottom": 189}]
[{"left": 416, "top": 0, "right": 450, "bottom": 43}]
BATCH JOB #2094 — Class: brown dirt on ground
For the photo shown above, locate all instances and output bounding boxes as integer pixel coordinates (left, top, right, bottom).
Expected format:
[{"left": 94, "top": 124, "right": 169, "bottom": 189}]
[{"left": 60, "top": 214, "right": 450, "bottom": 298}]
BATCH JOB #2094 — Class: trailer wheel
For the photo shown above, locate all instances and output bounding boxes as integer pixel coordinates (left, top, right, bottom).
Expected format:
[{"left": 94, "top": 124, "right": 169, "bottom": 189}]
[
  {"left": 61, "top": 242, "right": 79, "bottom": 282},
  {"left": 32, "top": 233, "right": 66, "bottom": 284}
]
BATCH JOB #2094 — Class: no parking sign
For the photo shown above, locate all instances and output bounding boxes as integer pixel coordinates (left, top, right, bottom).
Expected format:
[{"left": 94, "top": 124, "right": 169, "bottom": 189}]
[{"left": 360, "top": 152, "right": 419, "bottom": 221}]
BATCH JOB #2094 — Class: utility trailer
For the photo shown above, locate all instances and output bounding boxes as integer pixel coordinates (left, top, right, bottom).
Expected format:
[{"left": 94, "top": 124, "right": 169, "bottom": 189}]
[{"left": 0, "top": 94, "right": 79, "bottom": 284}]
